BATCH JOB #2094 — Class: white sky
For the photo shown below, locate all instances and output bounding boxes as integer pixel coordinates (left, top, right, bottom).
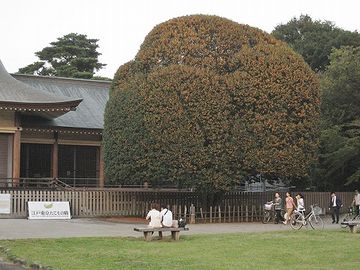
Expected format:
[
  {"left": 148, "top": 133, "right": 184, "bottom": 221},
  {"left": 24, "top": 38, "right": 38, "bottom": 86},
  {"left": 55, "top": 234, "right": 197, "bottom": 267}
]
[{"left": 1, "top": 0, "right": 359, "bottom": 78}]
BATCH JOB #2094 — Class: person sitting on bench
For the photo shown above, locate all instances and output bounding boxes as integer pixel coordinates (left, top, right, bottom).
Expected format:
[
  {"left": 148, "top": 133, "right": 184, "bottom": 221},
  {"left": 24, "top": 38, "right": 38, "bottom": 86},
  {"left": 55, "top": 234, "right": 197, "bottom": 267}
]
[
  {"left": 160, "top": 205, "right": 173, "bottom": 228},
  {"left": 146, "top": 203, "right": 162, "bottom": 228}
]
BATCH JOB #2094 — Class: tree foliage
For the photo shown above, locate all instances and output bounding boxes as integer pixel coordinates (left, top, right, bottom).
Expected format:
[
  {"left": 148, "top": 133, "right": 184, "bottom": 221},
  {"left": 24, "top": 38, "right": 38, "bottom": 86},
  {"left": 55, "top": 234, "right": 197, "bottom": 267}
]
[
  {"left": 104, "top": 15, "right": 320, "bottom": 192},
  {"left": 321, "top": 46, "right": 360, "bottom": 125},
  {"left": 316, "top": 46, "right": 360, "bottom": 189},
  {"left": 272, "top": 15, "right": 360, "bottom": 72},
  {"left": 18, "top": 33, "right": 106, "bottom": 79}
]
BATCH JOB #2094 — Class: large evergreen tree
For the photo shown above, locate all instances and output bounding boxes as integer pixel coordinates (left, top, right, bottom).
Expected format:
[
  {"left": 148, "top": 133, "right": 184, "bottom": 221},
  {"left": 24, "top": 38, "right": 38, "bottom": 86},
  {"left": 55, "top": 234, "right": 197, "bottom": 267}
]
[
  {"left": 104, "top": 15, "right": 320, "bottom": 193},
  {"left": 18, "top": 33, "right": 106, "bottom": 79},
  {"left": 272, "top": 15, "right": 360, "bottom": 72}
]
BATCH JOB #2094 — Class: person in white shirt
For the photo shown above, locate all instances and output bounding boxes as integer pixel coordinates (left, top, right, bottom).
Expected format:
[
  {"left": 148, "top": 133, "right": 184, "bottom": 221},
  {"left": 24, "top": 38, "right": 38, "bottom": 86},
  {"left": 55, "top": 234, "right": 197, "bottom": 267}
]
[
  {"left": 160, "top": 205, "right": 173, "bottom": 227},
  {"left": 146, "top": 203, "right": 162, "bottom": 228},
  {"left": 295, "top": 193, "right": 305, "bottom": 212},
  {"left": 352, "top": 190, "right": 360, "bottom": 216}
]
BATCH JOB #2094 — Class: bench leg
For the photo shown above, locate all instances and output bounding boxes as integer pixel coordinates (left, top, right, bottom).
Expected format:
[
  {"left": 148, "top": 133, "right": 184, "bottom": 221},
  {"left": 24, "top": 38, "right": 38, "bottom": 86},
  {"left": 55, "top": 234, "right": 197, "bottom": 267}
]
[
  {"left": 158, "top": 231, "right": 163, "bottom": 239},
  {"left": 143, "top": 231, "right": 153, "bottom": 241},
  {"left": 349, "top": 225, "right": 358, "bottom": 234},
  {"left": 171, "top": 231, "right": 180, "bottom": 241}
]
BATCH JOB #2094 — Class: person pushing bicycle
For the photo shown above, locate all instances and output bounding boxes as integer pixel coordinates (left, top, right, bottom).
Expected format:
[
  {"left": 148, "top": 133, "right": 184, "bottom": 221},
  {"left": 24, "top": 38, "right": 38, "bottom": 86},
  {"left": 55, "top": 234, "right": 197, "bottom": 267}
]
[{"left": 295, "top": 193, "right": 305, "bottom": 213}]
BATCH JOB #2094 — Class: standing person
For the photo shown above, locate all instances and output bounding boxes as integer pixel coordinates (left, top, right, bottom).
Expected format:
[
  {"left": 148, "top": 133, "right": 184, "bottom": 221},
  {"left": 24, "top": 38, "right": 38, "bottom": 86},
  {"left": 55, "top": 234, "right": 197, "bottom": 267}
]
[
  {"left": 329, "top": 192, "right": 342, "bottom": 224},
  {"left": 352, "top": 190, "right": 360, "bottom": 216},
  {"left": 273, "top": 192, "right": 284, "bottom": 224},
  {"left": 283, "top": 192, "right": 296, "bottom": 225},
  {"left": 146, "top": 203, "right": 162, "bottom": 228},
  {"left": 160, "top": 205, "right": 173, "bottom": 227},
  {"left": 295, "top": 193, "right": 305, "bottom": 213}
]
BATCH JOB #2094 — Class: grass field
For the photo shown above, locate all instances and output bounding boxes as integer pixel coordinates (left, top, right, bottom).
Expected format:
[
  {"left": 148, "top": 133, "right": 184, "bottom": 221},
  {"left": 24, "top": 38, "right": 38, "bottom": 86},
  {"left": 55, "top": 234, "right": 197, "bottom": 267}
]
[{"left": 0, "top": 230, "right": 359, "bottom": 270}]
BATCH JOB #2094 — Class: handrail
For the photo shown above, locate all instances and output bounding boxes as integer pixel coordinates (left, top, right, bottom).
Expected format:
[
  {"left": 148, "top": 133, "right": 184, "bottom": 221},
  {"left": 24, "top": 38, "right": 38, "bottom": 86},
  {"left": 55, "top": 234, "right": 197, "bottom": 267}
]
[
  {"left": 0, "top": 177, "right": 97, "bottom": 190},
  {"left": 53, "top": 178, "right": 74, "bottom": 190}
]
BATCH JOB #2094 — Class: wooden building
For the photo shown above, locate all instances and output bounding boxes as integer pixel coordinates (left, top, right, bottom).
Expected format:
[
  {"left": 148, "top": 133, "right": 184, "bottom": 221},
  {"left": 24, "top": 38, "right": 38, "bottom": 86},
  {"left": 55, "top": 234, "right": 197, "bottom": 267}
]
[{"left": 0, "top": 60, "right": 110, "bottom": 188}]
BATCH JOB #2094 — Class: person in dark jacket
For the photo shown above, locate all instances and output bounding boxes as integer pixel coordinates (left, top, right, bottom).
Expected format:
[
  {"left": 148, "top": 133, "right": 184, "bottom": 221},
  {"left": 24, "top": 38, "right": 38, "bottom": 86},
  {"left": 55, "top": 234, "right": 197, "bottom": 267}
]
[{"left": 329, "top": 192, "right": 342, "bottom": 224}]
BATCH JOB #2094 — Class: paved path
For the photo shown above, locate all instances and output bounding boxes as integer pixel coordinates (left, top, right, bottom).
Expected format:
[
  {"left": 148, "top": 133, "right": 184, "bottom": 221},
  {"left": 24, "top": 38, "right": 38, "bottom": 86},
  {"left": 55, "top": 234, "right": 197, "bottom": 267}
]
[
  {"left": 0, "top": 217, "right": 339, "bottom": 240},
  {"left": 0, "top": 261, "right": 27, "bottom": 270}
]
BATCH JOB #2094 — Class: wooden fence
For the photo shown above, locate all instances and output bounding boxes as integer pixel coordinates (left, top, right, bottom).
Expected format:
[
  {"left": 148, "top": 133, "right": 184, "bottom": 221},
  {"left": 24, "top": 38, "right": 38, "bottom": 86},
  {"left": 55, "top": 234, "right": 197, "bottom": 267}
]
[
  {"left": 0, "top": 189, "right": 198, "bottom": 218},
  {"left": 0, "top": 189, "right": 355, "bottom": 221}
]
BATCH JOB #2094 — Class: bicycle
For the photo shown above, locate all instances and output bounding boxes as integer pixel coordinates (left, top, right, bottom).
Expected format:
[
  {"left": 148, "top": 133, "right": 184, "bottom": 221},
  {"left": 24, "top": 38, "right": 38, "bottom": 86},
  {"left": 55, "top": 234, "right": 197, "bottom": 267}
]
[
  {"left": 262, "top": 202, "right": 274, "bottom": 224},
  {"left": 290, "top": 204, "right": 324, "bottom": 230},
  {"left": 262, "top": 202, "right": 285, "bottom": 224},
  {"left": 340, "top": 206, "right": 360, "bottom": 228}
]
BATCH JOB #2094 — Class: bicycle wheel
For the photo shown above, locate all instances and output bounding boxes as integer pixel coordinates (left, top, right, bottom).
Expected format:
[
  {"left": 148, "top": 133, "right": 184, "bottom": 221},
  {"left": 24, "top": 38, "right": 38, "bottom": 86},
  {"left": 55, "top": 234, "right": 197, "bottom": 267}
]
[
  {"left": 290, "top": 212, "right": 304, "bottom": 230},
  {"left": 309, "top": 214, "right": 324, "bottom": 230},
  {"left": 262, "top": 211, "right": 271, "bottom": 224},
  {"left": 340, "top": 213, "right": 351, "bottom": 228}
]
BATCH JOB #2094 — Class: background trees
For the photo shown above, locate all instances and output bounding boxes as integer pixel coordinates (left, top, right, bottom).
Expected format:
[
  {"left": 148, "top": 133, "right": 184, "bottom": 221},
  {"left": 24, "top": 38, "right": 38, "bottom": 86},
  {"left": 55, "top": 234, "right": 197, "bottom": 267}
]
[
  {"left": 104, "top": 15, "right": 320, "bottom": 194},
  {"left": 272, "top": 15, "right": 360, "bottom": 72},
  {"left": 315, "top": 46, "right": 360, "bottom": 190},
  {"left": 272, "top": 15, "right": 360, "bottom": 190},
  {"left": 18, "top": 33, "right": 106, "bottom": 79}
]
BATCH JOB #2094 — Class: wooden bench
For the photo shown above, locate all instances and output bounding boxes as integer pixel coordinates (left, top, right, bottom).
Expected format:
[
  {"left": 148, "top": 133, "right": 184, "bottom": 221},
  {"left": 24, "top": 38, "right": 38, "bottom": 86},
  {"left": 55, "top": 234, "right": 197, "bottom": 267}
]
[
  {"left": 341, "top": 221, "right": 360, "bottom": 233},
  {"left": 134, "top": 227, "right": 189, "bottom": 241}
]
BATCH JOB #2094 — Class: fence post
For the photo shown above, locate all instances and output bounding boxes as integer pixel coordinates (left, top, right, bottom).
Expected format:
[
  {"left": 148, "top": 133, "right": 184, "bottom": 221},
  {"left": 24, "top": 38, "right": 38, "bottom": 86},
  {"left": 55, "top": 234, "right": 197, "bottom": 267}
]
[
  {"left": 131, "top": 193, "right": 136, "bottom": 215},
  {"left": 218, "top": 205, "right": 221, "bottom": 222},
  {"left": 245, "top": 205, "right": 249, "bottom": 222},
  {"left": 172, "top": 205, "right": 176, "bottom": 219},
  {"left": 233, "top": 205, "right": 236, "bottom": 223},
  {"left": 237, "top": 205, "right": 240, "bottom": 222},
  {"left": 228, "top": 205, "right": 231, "bottom": 222},
  {"left": 190, "top": 204, "right": 195, "bottom": 224},
  {"left": 210, "top": 206, "right": 212, "bottom": 223}
]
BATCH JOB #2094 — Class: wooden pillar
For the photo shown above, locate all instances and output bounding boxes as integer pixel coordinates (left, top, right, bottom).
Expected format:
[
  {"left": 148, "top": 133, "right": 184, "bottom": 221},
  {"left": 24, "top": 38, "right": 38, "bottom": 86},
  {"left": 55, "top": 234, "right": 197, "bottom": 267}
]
[
  {"left": 12, "top": 113, "right": 21, "bottom": 187},
  {"left": 52, "top": 131, "right": 59, "bottom": 179},
  {"left": 98, "top": 145, "right": 105, "bottom": 188}
]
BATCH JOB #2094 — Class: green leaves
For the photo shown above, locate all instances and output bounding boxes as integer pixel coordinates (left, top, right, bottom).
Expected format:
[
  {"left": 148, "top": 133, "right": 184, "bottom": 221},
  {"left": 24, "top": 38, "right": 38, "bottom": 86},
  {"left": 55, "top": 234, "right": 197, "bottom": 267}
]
[
  {"left": 321, "top": 46, "right": 360, "bottom": 126},
  {"left": 272, "top": 15, "right": 360, "bottom": 72},
  {"left": 18, "top": 33, "right": 106, "bottom": 79},
  {"left": 315, "top": 46, "right": 360, "bottom": 189},
  {"left": 104, "top": 15, "right": 320, "bottom": 192},
  {"left": 17, "top": 61, "right": 50, "bottom": 76},
  {"left": 317, "top": 123, "right": 360, "bottom": 188}
]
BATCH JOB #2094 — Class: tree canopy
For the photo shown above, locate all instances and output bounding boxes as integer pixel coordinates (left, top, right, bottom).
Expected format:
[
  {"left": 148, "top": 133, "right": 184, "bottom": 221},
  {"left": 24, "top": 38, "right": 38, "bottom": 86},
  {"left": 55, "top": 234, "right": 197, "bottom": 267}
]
[
  {"left": 272, "top": 15, "right": 360, "bottom": 72},
  {"left": 104, "top": 15, "right": 320, "bottom": 192},
  {"left": 18, "top": 33, "right": 106, "bottom": 79},
  {"left": 315, "top": 46, "right": 360, "bottom": 190}
]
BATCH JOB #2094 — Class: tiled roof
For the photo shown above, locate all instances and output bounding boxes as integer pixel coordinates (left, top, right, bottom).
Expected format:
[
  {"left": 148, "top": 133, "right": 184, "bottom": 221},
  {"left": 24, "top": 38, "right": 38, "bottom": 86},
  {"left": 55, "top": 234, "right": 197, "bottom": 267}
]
[
  {"left": 0, "top": 60, "right": 82, "bottom": 117},
  {"left": 13, "top": 73, "right": 111, "bottom": 130}
]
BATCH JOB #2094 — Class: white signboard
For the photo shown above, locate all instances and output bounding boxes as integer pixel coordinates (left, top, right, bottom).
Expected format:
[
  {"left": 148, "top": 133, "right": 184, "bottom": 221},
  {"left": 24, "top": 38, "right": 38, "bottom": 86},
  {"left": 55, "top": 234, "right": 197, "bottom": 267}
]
[
  {"left": 28, "top": 201, "right": 71, "bottom": 220},
  {"left": 0, "top": 194, "right": 11, "bottom": 214}
]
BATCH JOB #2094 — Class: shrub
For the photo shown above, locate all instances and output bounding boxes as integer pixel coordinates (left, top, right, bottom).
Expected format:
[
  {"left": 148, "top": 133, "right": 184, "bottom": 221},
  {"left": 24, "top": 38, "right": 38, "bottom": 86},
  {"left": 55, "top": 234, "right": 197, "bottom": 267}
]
[{"left": 104, "top": 15, "right": 320, "bottom": 191}]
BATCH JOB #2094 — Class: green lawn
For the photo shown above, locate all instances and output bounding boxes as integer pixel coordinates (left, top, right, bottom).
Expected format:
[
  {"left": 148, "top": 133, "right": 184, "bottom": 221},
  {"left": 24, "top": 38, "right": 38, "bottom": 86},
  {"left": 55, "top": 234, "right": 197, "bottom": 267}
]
[{"left": 0, "top": 230, "right": 359, "bottom": 270}]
